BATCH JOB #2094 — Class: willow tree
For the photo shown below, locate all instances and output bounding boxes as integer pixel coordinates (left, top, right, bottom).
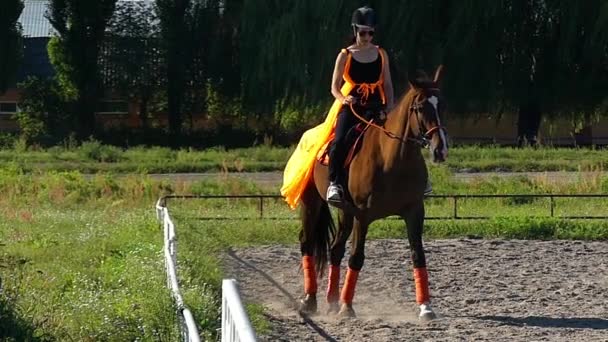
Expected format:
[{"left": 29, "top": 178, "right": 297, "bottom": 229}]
[
  {"left": 155, "top": 0, "right": 192, "bottom": 140},
  {"left": 0, "top": 0, "right": 24, "bottom": 94},
  {"left": 47, "top": 0, "right": 119, "bottom": 138},
  {"left": 102, "top": 0, "right": 164, "bottom": 128},
  {"left": 374, "top": 0, "right": 608, "bottom": 144},
  {"left": 234, "top": 0, "right": 608, "bottom": 141}
]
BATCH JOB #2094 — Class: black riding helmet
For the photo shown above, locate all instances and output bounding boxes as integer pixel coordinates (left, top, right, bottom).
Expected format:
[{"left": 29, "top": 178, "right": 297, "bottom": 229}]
[{"left": 351, "top": 6, "right": 377, "bottom": 34}]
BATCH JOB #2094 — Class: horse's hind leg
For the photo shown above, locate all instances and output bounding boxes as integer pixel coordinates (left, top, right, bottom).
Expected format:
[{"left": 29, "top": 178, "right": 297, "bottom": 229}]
[
  {"left": 404, "top": 203, "right": 436, "bottom": 321},
  {"left": 298, "top": 182, "right": 334, "bottom": 314},
  {"left": 326, "top": 210, "right": 353, "bottom": 314}
]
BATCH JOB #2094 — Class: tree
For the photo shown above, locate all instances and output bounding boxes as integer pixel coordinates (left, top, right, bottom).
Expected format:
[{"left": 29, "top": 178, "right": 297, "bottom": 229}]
[
  {"left": 435, "top": 0, "right": 608, "bottom": 145},
  {"left": 102, "top": 0, "right": 165, "bottom": 129},
  {"left": 230, "top": 0, "right": 608, "bottom": 141},
  {"left": 15, "top": 77, "right": 68, "bottom": 146},
  {"left": 47, "top": 0, "right": 118, "bottom": 139},
  {"left": 155, "top": 0, "right": 192, "bottom": 140},
  {"left": 0, "top": 0, "right": 24, "bottom": 94}
]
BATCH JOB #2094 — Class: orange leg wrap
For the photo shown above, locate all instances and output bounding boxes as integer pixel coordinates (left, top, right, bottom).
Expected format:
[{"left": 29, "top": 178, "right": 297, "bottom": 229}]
[
  {"left": 414, "top": 267, "right": 430, "bottom": 304},
  {"left": 340, "top": 268, "right": 359, "bottom": 304},
  {"left": 326, "top": 265, "right": 340, "bottom": 303},
  {"left": 302, "top": 256, "right": 317, "bottom": 294}
]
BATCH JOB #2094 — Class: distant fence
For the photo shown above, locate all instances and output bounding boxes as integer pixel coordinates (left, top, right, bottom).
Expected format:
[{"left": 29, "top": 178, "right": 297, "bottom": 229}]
[
  {"left": 156, "top": 198, "right": 257, "bottom": 342},
  {"left": 160, "top": 194, "right": 608, "bottom": 220}
]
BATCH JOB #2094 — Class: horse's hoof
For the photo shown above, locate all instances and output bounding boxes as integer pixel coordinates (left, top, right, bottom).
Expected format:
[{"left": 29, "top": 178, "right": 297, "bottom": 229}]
[
  {"left": 418, "top": 303, "right": 436, "bottom": 322},
  {"left": 298, "top": 294, "right": 317, "bottom": 315},
  {"left": 326, "top": 301, "right": 340, "bottom": 315},
  {"left": 338, "top": 303, "right": 356, "bottom": 318}
]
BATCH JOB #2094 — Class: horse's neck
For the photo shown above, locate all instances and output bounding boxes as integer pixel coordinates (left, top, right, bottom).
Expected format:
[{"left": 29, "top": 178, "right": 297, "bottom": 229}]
[{"left": 379, "top": 93, "right": 422, "bottom": 169}]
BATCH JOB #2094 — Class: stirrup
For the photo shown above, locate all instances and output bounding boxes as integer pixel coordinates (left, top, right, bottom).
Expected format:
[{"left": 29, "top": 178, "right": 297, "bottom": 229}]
[
  {"left": 326, "top": 183, "right": 343, "bottom": 203},
  {"left": 424, "top": 181, "right": 433, "bottom": 196}
]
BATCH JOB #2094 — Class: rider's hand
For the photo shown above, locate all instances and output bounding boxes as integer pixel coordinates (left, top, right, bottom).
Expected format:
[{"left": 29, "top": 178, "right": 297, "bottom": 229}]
[{"left": 342, "top": 95, "right": 357, "bottom": 105}]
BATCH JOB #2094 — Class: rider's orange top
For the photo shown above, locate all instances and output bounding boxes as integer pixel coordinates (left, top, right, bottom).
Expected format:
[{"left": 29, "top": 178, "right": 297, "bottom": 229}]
[{"left": 342, "top": 47, "right": 387, "bottom": 106}]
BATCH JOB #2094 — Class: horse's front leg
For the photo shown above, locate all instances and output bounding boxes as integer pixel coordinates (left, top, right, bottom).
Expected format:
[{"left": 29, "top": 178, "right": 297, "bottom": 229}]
[
  {"left": 338, "top": 218, "right": 368, "bottom": 318},
  {"left": 326, "top": 210, "right": 353, "bottom": 314},
  {"left": 404, "top": 203, "right": 437, "bottom": 321}
]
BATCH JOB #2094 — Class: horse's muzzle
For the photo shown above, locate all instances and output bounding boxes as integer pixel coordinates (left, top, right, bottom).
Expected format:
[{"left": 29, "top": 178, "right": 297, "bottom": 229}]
[{"left": 432, "top": 147, "right": 446, "bottom": 163}]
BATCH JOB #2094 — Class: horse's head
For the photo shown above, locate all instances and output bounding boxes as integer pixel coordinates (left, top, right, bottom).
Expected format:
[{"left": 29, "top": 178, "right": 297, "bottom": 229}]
[{"left": 407, "top": 66, "right": 448, "bottom": 163}]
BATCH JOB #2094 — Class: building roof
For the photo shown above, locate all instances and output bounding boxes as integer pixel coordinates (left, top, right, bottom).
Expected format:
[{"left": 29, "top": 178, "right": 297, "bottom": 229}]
[
  {"left": 19, "top": 1, "right": 54, "bottom": 38},
  {"left": 18, "top": 0, "right": 155, "bottom": 38}
]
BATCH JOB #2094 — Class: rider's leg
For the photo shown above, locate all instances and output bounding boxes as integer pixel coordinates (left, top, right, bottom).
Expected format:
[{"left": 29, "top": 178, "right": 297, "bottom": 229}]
[{"left": 328, "top": 108, "right": 356, "bottom": 202}]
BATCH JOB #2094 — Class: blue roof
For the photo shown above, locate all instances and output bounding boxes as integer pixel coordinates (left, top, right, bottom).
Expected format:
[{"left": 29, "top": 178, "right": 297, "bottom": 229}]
[{"left": 19, "top": 1, "right": 54, "bottom": 38}]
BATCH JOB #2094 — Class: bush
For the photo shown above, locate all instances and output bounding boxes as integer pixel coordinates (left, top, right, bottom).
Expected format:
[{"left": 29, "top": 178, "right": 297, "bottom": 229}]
[
  {"left": 78, "top": 139, "right": 124, "bottom": 162},
  {"left": 15, "top": 77, "right": 71, "bottom": 147},
  {"left": 0, "top": 133, "right": 17, "bottom": 149}
]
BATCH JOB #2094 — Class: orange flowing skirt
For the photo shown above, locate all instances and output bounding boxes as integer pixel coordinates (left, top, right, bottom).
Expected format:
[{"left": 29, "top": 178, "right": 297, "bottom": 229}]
[{"left": 280, "top": 83, "right": 354, "bottom": 209}]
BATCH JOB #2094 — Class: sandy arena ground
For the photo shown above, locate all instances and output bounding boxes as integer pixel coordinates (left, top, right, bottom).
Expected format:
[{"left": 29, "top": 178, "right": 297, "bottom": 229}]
[{"left": 224, "top": 239, "right": 608, "bottom": 341}]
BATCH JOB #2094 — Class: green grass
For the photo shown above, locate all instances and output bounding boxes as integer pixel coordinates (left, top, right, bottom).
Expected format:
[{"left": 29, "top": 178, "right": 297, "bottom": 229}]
[
  {"left": 1, "top": 169, "right": 608, "bottom": 340},
  {"left": 0, "top": 206, "right": 179, "bottom": 341},
  {"left": 0, "top": 171, "right": 280, "bottom": 341},
  {"left": 3, "top": 143, "right": 608, "bottom": 173}
]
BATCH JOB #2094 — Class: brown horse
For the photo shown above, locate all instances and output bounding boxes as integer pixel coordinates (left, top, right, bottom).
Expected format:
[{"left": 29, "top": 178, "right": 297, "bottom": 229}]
[{"left": 297, "top": 66, "right": 448, "bottom": 320}]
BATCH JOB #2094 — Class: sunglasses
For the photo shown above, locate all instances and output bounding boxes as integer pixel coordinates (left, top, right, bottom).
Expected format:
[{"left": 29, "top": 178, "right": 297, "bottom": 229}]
[{"left": 358, "top": 30, "right": 375, "bottom": 37}]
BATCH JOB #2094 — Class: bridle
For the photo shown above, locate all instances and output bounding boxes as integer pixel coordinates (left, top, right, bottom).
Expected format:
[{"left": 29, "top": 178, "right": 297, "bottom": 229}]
[
  {"left": 407, "top": 91, "right": 447, "bottom": 148},
  {"left": 348, "top": 90, "right": 447, "bottom": 148}
]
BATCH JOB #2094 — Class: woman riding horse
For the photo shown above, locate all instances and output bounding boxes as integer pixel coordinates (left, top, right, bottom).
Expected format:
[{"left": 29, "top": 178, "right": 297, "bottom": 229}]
[
  {"left": 327, "top": 6, "right": 432, "bottom": 206},
  {"left": 292, "top": 8, "right": 449, "bottom": 321},
  {"left": 299, "top": 69, "right": 448, "bottom": 320}
]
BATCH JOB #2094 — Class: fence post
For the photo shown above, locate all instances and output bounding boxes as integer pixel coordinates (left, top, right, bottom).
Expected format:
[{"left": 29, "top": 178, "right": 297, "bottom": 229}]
[
  {"left": 259, "top": 197, "right": 264, "bottom": 219},
  {"left": 453, "top": 196, "right": 458, "bottom": 219},
  {"left": 550, "top": 196, "right": 554, "bottom": 217}
]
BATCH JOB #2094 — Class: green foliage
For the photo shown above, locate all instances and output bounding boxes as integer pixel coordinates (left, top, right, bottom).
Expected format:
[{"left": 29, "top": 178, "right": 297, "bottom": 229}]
[
  {"left": 47, "top": 0, "right": 119, "bottom": 137},
  {"left": 102, "top": 1, "right": 165, "bottom": 128},
  {"left": 47, "top": 37, "right": 77, "bottom": 100},
  {"left": 0, "top": 133, "right": 17, "bottom": 149},
  {"left": 14, "top": 77, "right": 71, "bottom": 147},
  {"left": 78, "top": 139, "right": 124, "bottom": 162},
  {"left": 0, "top": 0, "right": 23, "bottom": 93}
]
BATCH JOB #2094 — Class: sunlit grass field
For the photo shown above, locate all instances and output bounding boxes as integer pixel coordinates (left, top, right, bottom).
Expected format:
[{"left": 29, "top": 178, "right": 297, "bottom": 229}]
[
  {"left": 2, "top": 142, "right": 608, "bottom": 173},
  {"left": 1, "top": 168, "right": 607, "bottom": 340}
]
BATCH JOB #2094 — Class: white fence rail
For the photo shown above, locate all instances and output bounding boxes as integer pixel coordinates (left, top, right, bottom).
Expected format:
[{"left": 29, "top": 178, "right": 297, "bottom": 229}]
[
  {"left": 156, "top": 197, "right": 257, "bottom": 342},
  {"left": 156, "top": 199, "right": 201, "bottom": 342},
  {"left": 222, "top": 279, "right": 257, "bottom": 342}
]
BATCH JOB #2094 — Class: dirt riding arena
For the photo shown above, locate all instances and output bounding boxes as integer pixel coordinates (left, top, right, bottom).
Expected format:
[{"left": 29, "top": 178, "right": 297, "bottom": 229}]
[{"left": 224, "top": 239, "right": 608, "bottom": 341}]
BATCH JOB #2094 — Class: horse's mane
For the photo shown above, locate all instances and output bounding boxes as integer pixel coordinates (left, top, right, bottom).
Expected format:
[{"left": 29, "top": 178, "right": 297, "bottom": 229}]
[{"left": 394, "top": 70, "right": 435, "bottom": 115}]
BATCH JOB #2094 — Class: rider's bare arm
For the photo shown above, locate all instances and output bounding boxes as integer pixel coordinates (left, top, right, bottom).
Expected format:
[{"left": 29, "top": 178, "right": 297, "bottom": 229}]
[
  {"left": 381, "top": 49, "right": 394, "bottom": 110},
  {"left": 331, "top": 51, "right": 351, "bottom": 104}
]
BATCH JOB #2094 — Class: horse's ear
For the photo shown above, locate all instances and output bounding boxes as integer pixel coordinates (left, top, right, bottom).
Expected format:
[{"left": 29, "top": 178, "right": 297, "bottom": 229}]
[{"left": 433, "top": 64, "right": 444, "bottom": 86}]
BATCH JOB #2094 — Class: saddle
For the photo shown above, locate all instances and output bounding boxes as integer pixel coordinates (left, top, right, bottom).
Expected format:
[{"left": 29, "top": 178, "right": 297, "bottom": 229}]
[{"left": 318, "top": 104, "right": 386, "bottom": 168}]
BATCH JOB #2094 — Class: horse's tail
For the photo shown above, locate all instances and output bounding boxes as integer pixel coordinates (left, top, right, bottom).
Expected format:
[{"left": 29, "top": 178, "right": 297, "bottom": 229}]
[{"left": 300, "top": 183, "right": 335, "bottom": 278}]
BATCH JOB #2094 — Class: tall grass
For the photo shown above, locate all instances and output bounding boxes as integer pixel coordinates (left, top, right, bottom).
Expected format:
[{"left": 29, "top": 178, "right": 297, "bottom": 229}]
[
  {"left": 1, "top": 144, "right": 607, "bottom": 173},
  {"left": 0, "top": 171, "right": 266, "bottom": 341}
]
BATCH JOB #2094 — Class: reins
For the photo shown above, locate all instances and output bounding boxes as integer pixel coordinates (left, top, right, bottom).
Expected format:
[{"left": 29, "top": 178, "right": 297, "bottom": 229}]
[{"left": 348, "top": 96, "right": 445, "bottom": 147}]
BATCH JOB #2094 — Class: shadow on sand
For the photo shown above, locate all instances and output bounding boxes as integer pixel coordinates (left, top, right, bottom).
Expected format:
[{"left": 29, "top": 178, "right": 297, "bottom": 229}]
[
  {"left": 227, "top": 250, "right": 338, "bottom": 342},
  {"left": 476, "top": 315, "right": 608, "bottom": 330}
]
